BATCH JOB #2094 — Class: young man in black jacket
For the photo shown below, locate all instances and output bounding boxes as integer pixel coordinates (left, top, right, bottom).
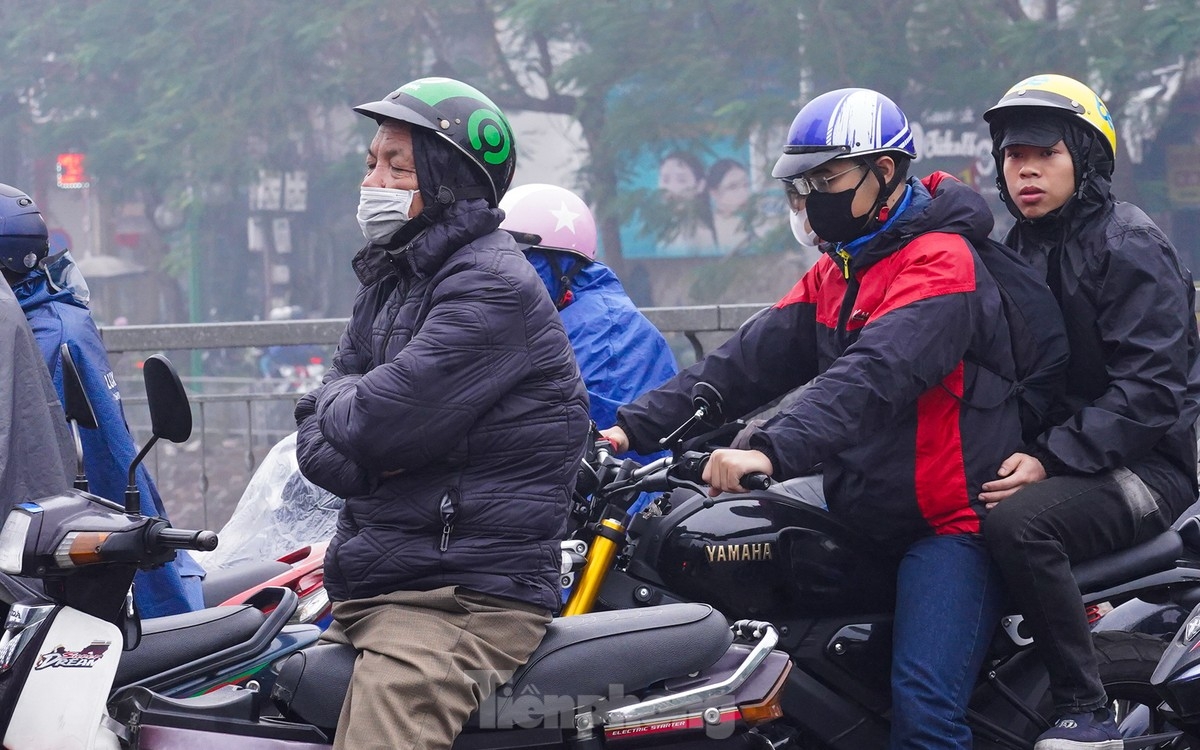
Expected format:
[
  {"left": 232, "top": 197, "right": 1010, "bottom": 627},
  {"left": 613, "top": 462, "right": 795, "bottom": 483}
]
[{"left": 981, "top": 73, "right": 1200, "bottom": 750}]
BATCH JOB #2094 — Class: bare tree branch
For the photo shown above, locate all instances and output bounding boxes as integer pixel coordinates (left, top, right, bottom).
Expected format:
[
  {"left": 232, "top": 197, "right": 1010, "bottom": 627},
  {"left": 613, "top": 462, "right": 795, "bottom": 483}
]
[
  {"left": 478, "top": 0, "right": 575, "bottom": 115},
  {"left": 993, "top": 0, "right": 1029, "bottom": 23}
]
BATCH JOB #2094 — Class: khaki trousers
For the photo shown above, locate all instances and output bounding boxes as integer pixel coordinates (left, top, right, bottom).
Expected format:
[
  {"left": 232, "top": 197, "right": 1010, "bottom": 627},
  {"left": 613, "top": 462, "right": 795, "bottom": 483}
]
[{"left": 321, "top": 585, "right": 551, "bottom": 750}]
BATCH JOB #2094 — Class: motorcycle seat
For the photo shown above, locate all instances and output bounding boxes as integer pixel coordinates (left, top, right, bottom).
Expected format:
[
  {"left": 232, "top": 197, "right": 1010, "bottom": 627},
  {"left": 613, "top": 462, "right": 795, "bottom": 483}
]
[
  {"left": 201, "top": 559, "right": 293, "bottom": 607},
  {"left": 114, "top": 604, "right": 266, "bottom": 686},
  {"left": 496, "top": 602, "right": 733, "bottom": 704},
  {"left": 1073, "top": 529, "right": 1183, "bottom": 595},
  {"left": 272, "top": 602, "right": 733, "bottom": 731}
]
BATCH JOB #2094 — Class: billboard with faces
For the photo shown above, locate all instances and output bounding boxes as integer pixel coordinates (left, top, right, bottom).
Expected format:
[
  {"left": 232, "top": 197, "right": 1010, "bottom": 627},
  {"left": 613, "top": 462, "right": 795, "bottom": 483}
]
[
  {"left": 617, "top": 138, "right": 789, "bottom": 259},
  {"left": 615, "top": 110, "right": 1001, "bottom": 260}
]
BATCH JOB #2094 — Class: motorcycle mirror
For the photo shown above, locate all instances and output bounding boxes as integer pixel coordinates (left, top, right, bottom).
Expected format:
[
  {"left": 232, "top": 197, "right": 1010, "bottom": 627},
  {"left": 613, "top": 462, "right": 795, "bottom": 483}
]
[
  {"left": 659, "top": 382, "right": 727, "bottom": 450},
  {"left": 143, "top": 354, "right": 192, "bottom": 444},
  {"left": 60, "top": 344, "right": 98, "bottom": 430},
  {"left": 59, "top": 343, "right": 96, "bottom": 492},
  {"left": 690, "top": 382, "right": 724, "bottom": 423},
  {"left": 679, "top": 419, "right": 747, "bottom": 453},
  {"left": 125, "top": 354, "right": 192, "bottom": 515}
]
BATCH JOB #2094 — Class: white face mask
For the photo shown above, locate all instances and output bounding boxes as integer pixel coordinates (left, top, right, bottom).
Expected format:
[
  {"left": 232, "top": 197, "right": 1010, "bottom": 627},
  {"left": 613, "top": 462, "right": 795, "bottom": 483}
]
[
  {"left": 789, "top": 207, "right": 820, "bottom": 249},
  {"left": 357, "top": 186, "right": 417, "bottom": 244}
]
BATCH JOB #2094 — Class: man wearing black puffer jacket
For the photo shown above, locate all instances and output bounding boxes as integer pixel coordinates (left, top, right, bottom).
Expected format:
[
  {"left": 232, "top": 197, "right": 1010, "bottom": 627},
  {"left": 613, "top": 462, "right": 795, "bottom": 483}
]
[{"left": 294, "top": 77, "right": 589, "bottom": 750}]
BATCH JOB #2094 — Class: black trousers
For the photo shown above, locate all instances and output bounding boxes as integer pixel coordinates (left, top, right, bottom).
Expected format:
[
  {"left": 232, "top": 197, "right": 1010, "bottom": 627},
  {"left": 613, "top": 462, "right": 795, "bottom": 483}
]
[{"left": 983, "top": 469, "right": 1168, "bottom": 714}]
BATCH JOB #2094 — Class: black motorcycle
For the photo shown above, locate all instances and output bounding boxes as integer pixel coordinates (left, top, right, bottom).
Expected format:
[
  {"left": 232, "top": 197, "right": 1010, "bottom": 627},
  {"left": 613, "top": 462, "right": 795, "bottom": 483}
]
[
  {"left": 563, "top": 383, "right": 1200, "bottom": 749},
  {"left": 1147, "top": 597, "right": 1200, "bottom": 747}
]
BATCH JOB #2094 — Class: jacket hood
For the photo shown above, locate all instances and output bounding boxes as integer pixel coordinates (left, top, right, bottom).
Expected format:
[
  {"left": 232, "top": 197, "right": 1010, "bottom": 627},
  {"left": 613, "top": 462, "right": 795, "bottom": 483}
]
[
  {"left": 523, "top": 249, "right": 636, "bottom": 308},
  {"left": 375, "top": 126, "right": 495, "bottom": 252},
  {"left": 352, "top": 198, "right": 505, "bottom": 285},
  {"left": 993, "top": 113, "right": 1113, "bottom": 241},
  {"left": 10, "top": 268, "right": 84, "bottom": 313},
  {"left": 839, "top": 172, "right": 993, "bottom": 273},
  {"left": 918, "top": 172, "right": 996, "bottom": 243},
  {"left": 410, "top": 125, "right": 493, "bottom": 219}
]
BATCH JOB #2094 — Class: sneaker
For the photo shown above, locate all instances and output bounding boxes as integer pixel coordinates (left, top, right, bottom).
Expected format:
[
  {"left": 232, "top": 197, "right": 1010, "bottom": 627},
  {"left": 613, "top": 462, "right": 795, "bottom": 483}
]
[{"left": 1033, "top": 708, "right": 1122, "bottom": 750}]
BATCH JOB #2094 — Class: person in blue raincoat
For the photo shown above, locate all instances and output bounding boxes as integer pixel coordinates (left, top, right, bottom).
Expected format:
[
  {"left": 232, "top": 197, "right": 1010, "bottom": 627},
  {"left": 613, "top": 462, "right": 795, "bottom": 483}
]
[
  {"left": 0, "top": 183, "right": 203, "bottom": 618},
  {"left": 499, "top": 183, "right": 678, "bottom": 466}
]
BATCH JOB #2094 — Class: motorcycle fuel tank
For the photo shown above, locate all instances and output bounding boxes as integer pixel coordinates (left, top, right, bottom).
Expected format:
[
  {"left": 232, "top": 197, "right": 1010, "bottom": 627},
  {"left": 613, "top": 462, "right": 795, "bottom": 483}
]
[{"left": 636, "top": 489, "right": 899, "bottom": 620}]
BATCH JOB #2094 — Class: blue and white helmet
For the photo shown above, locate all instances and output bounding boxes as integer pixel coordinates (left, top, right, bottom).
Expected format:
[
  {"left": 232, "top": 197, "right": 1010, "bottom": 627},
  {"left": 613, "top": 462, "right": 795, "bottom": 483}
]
[{"left": 772, "top": 88, "right": 917, "bottom": 179}]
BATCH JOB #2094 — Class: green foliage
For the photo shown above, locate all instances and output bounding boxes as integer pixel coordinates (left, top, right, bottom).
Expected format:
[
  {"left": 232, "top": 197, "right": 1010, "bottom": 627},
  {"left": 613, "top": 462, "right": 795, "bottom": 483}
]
[
  {"left": 3, "top": 0, "right": 1200, "bottom": 312},
  {"left": 493, "top": 1, "right": 801, "bottom": 267},
  {"left": 0, "top": 1, "right": 436, "bottom": 196}
]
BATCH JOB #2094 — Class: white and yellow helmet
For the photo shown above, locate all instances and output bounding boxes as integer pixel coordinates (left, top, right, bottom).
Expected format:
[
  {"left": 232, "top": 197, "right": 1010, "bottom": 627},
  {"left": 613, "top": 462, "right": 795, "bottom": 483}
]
[{"left": 983, "top": 73, "right": 1117, "bottom": 160}]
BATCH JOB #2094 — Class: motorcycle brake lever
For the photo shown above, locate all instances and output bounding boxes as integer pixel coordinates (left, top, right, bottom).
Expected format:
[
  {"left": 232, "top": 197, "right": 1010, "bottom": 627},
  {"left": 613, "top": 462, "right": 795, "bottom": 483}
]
[{"left": 667, "top": 452, "right": 710, "bottom": 495}]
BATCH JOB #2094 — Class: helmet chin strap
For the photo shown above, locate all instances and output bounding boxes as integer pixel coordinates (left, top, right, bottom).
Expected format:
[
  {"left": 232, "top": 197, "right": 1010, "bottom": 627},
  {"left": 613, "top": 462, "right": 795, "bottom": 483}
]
[
  {"left": 1072, "top": 137, "right": 1103, "bottom": 202},
  {"left": 860, "top": 161, "right": 904, "bottom": 231},
  {"left": 546, "top": 252, "right": 588, "bottom": 310}
]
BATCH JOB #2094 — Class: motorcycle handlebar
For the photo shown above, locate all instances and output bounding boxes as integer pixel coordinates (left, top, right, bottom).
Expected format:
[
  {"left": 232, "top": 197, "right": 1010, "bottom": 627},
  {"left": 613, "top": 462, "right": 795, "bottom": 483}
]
[
  {"left": 669, "top": 452, "right": 772, "bottom": 491},
  {"left": 732, "top": 619, "right": 777, "bottom": 640},
  {"left": 154, "top": 527, "right": 219, "bottom": 552},
  {"left": 740, "top": 472, "right": 772, "bottom": 491}
]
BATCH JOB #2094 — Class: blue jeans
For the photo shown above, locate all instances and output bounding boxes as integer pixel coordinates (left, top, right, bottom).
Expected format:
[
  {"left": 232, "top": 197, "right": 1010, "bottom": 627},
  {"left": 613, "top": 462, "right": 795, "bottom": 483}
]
[{"left": 890, "top": 533, "right": 1005, "bottom": 750}]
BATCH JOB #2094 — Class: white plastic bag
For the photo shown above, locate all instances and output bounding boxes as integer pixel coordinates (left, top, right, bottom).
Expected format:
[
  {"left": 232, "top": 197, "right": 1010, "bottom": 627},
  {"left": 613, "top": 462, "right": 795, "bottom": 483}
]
[{"left": 195, "top": 432, "right": 342, "bottom": 570}]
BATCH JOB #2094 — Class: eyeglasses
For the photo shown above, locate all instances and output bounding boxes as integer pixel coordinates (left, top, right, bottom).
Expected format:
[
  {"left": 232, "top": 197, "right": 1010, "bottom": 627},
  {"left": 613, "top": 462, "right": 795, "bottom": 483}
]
[{"left": 783, "top": 162, "right": 865, "bottom": 208}]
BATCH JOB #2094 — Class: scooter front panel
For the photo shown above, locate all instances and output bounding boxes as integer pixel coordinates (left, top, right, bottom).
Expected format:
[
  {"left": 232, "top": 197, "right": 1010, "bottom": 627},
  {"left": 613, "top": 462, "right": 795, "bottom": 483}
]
[{"left": 4, "top": 607, "right": 122, "bottom": 750}]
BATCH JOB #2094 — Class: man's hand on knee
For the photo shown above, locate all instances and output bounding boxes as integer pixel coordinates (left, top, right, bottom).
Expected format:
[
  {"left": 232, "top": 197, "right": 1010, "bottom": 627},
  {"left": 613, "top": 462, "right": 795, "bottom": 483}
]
[{"left": 980, "top": 452, "right": 1046, "bottom": 508}]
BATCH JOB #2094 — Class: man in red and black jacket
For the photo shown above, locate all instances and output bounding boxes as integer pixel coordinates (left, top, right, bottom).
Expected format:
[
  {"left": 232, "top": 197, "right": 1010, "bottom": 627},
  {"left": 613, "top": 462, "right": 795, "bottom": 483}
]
[{"left": 604, "top": 88, "right": 1028, "bottom": 750}]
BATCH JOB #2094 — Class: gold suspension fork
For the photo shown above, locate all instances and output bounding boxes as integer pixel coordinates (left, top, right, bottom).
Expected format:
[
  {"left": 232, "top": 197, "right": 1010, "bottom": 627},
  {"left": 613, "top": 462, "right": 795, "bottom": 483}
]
[{"left": 561, "top": 517, "right": 626, "bottom": 616}]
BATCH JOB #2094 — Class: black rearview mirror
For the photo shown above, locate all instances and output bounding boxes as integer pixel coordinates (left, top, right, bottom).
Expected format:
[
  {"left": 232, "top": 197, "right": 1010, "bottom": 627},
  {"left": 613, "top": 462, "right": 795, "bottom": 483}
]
[
  {"left": 59, "top": 343, "right": 95, "bottom": 492},
  {"left": 60, "top": 343, "right": 97, "bottom": 430},
  {"left": 142, "top": 354, "right": 192, "bottom": 444},
  {"left": 690, "top": 382, "right": 724, "bottom": 423},
  {"left": 125, "top": 354, "right": 192, "bottom": 515},
  {"left": 659, "top": 382, "right": 727, "bottom": 450}
]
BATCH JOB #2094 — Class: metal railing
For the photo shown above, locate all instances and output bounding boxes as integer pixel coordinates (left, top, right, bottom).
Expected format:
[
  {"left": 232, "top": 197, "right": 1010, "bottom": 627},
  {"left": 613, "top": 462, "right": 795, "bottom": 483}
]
[
  {"left": 99, "top": 303, "right": 766, "bottom": 358},
  {"left": 100, "top": 304, "right": 767, "bottom": 532}
]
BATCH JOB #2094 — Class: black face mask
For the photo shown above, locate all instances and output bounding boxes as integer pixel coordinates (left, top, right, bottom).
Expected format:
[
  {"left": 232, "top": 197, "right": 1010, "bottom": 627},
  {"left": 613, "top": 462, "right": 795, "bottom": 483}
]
[{"left": 805, "top": 167, "right": 873, "bottom": 244}]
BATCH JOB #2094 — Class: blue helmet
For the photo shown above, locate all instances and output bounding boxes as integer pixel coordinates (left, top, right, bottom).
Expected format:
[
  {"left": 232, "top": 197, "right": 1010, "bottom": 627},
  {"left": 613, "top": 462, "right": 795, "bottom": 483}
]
[
  {"left": 0, "top": 183, "right": 48, "bottom": 275},
  {"left": 772, "top": 88, "right": 917, "bottom": 179}
]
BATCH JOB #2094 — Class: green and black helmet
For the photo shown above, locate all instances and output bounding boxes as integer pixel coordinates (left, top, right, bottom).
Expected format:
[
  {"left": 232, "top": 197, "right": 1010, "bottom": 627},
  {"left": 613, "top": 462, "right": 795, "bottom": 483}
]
[{"left": 354, "top": 77, "right": 516, "bottom": 206}]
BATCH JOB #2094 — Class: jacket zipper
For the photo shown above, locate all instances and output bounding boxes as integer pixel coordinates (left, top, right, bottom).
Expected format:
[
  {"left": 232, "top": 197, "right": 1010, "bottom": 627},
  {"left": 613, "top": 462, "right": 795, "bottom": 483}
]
[
  {"left": 439, "top": 491, "right": 457, "bottom": 552},
  {"left": 835, "top": 247, "right": 853, "bottom": 280}
]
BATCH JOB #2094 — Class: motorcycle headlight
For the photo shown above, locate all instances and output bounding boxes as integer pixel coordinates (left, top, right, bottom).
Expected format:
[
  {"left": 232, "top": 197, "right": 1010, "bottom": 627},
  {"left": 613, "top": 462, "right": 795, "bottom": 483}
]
[{"left": 0, "top": 506, "right": 37, "bottom": 574}]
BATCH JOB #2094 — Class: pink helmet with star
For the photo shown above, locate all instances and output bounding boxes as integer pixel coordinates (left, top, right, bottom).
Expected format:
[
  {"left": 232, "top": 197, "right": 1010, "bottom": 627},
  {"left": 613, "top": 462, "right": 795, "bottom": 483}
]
[{"left": 499, "top": 183, "right": 597, "bottom": 261}]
